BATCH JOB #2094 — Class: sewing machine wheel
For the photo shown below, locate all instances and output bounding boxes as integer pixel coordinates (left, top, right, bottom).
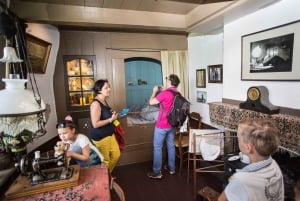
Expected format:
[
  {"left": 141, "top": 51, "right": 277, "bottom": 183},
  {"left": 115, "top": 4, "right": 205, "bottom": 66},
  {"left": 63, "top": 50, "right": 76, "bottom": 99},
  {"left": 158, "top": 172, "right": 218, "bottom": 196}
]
[{"left": 19, "top": 155, "right": 29, "bottom": 175}]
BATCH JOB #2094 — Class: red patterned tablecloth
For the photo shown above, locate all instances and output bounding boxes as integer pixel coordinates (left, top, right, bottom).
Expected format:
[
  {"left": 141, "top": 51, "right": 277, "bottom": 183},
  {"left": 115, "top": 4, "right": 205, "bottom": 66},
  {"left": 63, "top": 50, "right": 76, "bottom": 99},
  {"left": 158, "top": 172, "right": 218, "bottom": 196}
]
[
  {"left": 208, "top": 102, "right": 300, "bottom": 155},
  {"left": 4, "top": 165, "right": 110, "bottom": 201}
]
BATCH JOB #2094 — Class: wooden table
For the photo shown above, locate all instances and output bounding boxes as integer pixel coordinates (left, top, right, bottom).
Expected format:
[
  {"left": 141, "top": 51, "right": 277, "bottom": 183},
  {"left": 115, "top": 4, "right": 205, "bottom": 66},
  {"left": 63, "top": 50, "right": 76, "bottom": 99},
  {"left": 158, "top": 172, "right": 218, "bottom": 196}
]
[{"left": 3, "top": 165, "right": 110, "bottom": 201}]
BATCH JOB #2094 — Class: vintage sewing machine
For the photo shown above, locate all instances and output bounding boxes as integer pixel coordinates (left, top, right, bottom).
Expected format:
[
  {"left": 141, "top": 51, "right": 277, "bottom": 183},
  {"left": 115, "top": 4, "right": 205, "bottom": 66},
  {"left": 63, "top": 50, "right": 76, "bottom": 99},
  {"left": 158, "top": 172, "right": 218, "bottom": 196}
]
[
  {"left": 5, "top": 143, "right": 80, "bottom": 199},
  {"left": 16, "top": 150, "right": 73, "bottom": 185},
  {"left": 4, "top": 141, "right": 80, "bottom": 199},
  {"left": 13, "top": 141, "right": 74, "bottom": 185}
]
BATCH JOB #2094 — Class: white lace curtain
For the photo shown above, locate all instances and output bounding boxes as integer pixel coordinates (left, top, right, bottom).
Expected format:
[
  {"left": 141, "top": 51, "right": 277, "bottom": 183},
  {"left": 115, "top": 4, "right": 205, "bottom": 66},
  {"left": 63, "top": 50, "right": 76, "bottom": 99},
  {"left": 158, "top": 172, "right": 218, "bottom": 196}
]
[{"left": 161, "top": 50, "right": 189, "bottom": 98}]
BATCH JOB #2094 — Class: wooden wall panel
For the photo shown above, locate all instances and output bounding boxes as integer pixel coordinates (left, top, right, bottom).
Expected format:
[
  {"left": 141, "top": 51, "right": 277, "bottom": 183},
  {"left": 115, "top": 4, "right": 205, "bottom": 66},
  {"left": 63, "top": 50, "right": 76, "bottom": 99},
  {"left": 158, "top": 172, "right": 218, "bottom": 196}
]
[
  {"left": 93, "top": 33, "right": 109, "bottom": 79},
  {"left": 109, "top": 32, "right": 187, "bottom": 50},
  {"left": 64, "top": 35, "right": 82, "bottom": 55},
  {"left": 54, "top": 30, "right": 187, "bottom": 165},
  {"left": 81, "top": 38, "right": 94, "bottom": 55},
  {"left": 111, "top": 58, "right": 126, "bottom": 111},
  {"left": 117, "top": 118, "right": 154, "bottom": 166}
]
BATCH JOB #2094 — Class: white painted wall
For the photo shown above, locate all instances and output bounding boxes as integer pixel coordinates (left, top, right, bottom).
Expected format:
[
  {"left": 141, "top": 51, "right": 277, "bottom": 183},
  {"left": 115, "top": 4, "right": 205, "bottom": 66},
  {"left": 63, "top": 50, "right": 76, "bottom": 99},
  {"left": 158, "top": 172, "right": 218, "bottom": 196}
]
[
  {"left": 223, "top": 0, "right": 300, "bottom": 110},
  {"left": 188, "top": 0, "right": 300, "bottom": 126},
  {"left": 25, "top": 23, "right": 60, "bottom": 153},
  {"left": 188, "top": 34, "right": 223, "bottom": 125}
]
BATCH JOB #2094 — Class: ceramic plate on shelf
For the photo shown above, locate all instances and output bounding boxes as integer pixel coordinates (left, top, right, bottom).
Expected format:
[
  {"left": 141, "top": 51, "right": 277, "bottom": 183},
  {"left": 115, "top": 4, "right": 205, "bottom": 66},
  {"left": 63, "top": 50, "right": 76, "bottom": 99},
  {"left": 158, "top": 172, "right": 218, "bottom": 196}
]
[{"left": 228, "top": 155, "right": 240, "bottom": 161}]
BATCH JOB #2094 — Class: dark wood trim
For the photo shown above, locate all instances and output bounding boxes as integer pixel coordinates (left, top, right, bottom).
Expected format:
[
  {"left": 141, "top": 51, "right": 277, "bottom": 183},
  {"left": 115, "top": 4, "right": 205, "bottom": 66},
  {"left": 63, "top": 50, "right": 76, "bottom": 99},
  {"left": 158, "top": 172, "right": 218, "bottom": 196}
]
[
  {"left": 57, "top": 25, "right": 188, "bottom": 36},
  {"left": 201, "top": 122, "right": 217, "bottom": 129},
  {"left": 222, "top": 98, "right": 300, "bottom": 117},
  {"left": 221, "top": 98, "right": 241, "bottom": 105}
]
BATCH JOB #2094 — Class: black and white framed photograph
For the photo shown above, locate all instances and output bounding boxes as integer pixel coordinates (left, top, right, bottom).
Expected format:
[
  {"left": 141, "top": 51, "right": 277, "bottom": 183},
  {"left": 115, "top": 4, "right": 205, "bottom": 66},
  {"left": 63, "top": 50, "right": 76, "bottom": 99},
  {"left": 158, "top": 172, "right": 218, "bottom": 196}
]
[
  {"left": 241, "top": 20, "right": 300, "bottom": 81},
  {"left": 208, "top": 64, "right": 222, "bottom": 83},
  {"left": 197, "top": 90, "right": 207, "bottom": 103},
  {"left": 196, "top": 69, "right": 206, "bottom": 88}
]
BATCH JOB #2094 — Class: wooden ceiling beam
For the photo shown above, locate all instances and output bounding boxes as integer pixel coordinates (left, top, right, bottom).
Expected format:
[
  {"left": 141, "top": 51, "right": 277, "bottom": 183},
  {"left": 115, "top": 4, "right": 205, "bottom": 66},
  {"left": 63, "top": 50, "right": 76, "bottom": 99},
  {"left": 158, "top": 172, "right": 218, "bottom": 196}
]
[{"left": 158, "top": 0, "right": 233, "bottom": 5}]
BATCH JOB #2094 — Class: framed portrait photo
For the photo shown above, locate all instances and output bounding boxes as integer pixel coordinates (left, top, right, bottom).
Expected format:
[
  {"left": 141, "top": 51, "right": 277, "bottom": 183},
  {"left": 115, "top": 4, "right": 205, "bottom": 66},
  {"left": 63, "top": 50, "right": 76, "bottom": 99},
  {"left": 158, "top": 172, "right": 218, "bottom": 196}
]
[{"left": 208, "top": 64, "right": 223, "bottom": 83}]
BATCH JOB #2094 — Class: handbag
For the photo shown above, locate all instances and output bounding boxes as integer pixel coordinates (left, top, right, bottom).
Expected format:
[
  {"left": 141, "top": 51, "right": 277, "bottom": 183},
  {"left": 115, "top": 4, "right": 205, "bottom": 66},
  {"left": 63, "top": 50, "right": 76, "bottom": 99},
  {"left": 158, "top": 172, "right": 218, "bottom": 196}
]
[{"left": 112, "top": 120, "right": 125, "bottom": 151}]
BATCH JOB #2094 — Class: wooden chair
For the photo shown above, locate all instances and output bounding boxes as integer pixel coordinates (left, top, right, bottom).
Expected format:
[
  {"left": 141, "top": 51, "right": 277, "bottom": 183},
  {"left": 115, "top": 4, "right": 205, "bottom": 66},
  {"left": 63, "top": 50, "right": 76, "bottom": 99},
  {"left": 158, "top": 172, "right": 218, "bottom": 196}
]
[
  {"left": 189, "top": 112, "right": 202, "bottom": 130},
  {"left": 174, "top": 130, "right": 189, "bottom": 175},
  {"left": 174, "top": 112, "right": 201, "bottom": 175},
  {"left": 110, "top": 178, "right": 126, "bottom": 201},
  {"left": 186, "top": 112, "right": 202, "bottom": 179},
  {"left": 190, "top": 129, "right": 236, "bottom": 199}
]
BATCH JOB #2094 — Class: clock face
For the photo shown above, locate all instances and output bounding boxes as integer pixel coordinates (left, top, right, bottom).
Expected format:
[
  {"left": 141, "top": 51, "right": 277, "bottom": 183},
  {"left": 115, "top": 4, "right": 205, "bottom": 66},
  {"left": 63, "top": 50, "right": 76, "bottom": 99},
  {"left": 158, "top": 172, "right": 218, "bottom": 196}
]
[{"left": 248, "top": 87, "right": 260, "bottom": 101}]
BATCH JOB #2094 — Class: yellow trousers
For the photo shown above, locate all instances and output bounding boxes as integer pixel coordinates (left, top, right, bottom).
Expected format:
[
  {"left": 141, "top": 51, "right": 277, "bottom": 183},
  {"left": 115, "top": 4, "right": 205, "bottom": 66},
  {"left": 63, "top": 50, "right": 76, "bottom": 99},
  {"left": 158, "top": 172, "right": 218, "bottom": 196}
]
[{"left": 92, "top": 134, "right": 120, "bottom": 173}]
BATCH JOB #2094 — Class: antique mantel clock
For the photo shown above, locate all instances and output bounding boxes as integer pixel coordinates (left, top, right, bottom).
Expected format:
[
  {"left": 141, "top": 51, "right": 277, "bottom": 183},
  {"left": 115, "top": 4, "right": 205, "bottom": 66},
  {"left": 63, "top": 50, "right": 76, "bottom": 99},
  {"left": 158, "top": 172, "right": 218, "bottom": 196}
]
[{"left": 239, "top": 86, "right": 279, "bottom": 114}]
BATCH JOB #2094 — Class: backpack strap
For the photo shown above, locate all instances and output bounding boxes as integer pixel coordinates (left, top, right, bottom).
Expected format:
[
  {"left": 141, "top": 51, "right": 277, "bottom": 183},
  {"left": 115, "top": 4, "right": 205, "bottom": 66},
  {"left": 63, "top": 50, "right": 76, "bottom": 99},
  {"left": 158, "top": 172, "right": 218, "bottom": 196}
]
[
  {"left": 166, "top": 89, "right": 179, "bottom": 97},
  {"left": 159, "top": 89, "right": 176, "bottom": 118},
  {"left": 164, "top": 89, "right": 178, "bottom": 114}
]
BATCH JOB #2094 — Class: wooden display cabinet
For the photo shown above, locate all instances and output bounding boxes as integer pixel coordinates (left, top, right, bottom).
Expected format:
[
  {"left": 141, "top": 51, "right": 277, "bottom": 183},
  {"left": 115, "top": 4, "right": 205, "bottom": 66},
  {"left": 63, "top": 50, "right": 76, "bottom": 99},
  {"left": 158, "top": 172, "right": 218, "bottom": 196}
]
[{"left": 63, "top": 55, "right": 96, "bottom": 111}]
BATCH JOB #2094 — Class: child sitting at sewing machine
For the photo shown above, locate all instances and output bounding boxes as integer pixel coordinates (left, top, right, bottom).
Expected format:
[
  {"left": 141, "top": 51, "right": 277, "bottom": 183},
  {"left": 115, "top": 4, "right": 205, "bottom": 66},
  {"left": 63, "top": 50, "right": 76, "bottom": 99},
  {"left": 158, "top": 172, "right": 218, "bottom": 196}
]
[
  {"left": 218, "top": 119, "right": 284, "bottom": 201},
  {"left": 56, "top": 115, "right": 104, "bottom": 167}
]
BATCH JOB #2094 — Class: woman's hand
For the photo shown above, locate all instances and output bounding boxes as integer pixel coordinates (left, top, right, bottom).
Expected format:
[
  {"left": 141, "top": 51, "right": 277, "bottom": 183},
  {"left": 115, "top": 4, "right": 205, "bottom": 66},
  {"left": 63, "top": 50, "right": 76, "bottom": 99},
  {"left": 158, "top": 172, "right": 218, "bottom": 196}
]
[{"left": 111, "top": 111, "right": 119, "bottom": 121}]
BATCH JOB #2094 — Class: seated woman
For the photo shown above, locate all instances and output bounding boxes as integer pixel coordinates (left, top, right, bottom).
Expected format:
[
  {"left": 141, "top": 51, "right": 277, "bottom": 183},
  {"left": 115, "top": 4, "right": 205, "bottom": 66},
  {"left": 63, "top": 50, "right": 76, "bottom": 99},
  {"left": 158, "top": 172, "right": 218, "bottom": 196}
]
[{"left": 56, "top": 115, "right": 104, "bottom": 167}]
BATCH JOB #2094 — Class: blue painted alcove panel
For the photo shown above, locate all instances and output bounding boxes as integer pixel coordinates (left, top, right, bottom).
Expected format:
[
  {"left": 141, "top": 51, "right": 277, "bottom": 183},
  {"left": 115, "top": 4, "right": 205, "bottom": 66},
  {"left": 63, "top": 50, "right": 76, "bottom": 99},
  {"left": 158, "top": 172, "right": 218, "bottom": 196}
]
[{"left": 125, "top": 58, "right": 162, "bottom": 109}]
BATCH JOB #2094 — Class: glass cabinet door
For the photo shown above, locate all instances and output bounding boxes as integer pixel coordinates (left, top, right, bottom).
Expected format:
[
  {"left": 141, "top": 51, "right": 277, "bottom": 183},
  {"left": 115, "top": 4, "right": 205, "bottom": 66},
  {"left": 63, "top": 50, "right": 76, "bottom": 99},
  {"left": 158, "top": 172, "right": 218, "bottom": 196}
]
[{"left": 63, "top": 55, "right": 96, "bottom": 111}]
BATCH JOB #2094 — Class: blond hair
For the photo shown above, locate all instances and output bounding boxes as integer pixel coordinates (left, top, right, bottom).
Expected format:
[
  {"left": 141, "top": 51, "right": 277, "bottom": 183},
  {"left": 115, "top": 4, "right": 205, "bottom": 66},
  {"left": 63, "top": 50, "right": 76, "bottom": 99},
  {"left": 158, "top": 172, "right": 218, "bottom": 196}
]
[{"left": 237, "top": 119, "right": 279, "bottom": 157}]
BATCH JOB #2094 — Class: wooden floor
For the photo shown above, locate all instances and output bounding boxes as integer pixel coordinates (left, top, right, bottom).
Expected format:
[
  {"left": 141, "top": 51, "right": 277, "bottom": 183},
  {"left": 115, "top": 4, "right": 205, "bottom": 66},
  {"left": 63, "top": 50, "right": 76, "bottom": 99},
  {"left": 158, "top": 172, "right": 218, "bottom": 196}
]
[{"left": 111, "top": 161, "right": 224, "bottom": 201}]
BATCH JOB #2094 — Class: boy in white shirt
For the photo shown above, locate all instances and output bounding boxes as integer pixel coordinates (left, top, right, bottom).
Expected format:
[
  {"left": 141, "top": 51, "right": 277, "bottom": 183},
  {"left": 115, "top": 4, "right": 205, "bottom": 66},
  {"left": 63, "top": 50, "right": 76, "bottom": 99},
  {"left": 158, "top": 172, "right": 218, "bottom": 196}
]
[{"left": 218, "top": 119, "right": 284, "bottom": 201}]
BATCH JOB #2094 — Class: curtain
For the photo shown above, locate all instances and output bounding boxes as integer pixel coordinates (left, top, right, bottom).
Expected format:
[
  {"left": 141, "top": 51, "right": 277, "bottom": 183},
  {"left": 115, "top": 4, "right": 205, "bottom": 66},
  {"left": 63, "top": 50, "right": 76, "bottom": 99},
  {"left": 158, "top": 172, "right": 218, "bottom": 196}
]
[{"left": 161, "top": 50, "right": 189, "bottom": 98}]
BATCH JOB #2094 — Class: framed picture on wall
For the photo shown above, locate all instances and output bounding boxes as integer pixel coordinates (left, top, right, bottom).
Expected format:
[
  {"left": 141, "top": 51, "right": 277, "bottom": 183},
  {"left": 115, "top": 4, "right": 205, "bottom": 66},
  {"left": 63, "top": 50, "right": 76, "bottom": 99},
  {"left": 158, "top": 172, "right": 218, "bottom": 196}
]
[
  {"left": 197, "top": 90, "right": 207, "bottom": 103},
  {"left": 196, "top": 69, "right": 206, "bottom": 88},
  {"left": 208, "top": 64, "right": 223, "bottom": 83},
  {"left": 26, "top": 34, "right": 52, "bottom": 74},
  {"left": 241, "top": 20, "right": 300, "bottom": 81}
]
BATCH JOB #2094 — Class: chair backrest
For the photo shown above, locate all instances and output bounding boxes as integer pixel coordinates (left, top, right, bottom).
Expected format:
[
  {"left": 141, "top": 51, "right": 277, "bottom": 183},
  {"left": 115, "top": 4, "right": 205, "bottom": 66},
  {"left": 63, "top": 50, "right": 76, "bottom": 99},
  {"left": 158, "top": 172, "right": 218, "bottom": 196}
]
[
  {"left": 188, "top": 112, "right": 201, "bottom": 130},
  {"left": 189, "top": 129, "right": 224, "bottom": 154},
  {"left": 189, "top": 129, "right": 225, "bottom": 199}
]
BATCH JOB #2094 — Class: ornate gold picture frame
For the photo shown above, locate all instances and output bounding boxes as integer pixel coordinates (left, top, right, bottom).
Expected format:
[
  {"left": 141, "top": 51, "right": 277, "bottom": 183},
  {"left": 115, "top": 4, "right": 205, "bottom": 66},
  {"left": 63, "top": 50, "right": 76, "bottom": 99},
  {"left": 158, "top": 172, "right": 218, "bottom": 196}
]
[
  {"left": 26, "top": 34, "right": 52, "bottom": 74},
  {"left": 196, "top": 69, "right": 206, "bottom": 88}
]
